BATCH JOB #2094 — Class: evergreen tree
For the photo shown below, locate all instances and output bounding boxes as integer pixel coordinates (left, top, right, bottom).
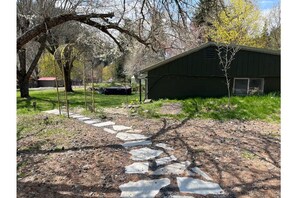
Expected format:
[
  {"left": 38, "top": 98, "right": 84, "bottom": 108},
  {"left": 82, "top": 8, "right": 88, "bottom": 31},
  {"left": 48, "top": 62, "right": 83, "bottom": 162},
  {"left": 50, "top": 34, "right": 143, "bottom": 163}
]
[{"left": 193, "top": 0, "right": 223, "bottom": 27}]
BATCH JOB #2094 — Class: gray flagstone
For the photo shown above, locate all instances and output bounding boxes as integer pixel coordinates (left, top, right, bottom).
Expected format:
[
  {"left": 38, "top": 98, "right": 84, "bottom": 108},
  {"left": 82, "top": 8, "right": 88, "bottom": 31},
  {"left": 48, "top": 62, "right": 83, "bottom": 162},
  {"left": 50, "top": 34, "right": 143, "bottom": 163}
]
[
  {"left": 176, "top": 177, "right": 224, "bottom": 195},
  {"left": 155, "top": 155, "right": 177, "bottom": 166},
  {"left": 116, "top": 132, "right": 149, "bottom": 141},
  {"left": 129, "top": 147, "right": 163, "bottom": 161},
  {"left": 152, "top": 161, "right": 191, "bottom": 175},
  {"left": 125, "top": 162, "right": 149, "bottom": 174},
  {"left": 122, "top": 140, "right": 152, "bottom": 148},
  {"left": 92, "top": 121, "right": 115, "bottom": 127},
  {"left": 113, "top": 125, "right": 132, "bottom": 131},
  {"left": 119, "top": 178, "right": 170, "bottom": 198},
  {"left": 103, "top": 128, "right": 117, "bottom": 134}
]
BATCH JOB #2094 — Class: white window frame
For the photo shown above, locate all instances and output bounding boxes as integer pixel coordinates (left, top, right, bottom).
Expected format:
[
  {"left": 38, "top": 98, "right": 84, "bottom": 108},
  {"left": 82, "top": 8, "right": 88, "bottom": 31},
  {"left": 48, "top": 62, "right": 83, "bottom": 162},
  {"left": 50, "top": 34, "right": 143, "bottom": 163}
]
[{"left": 233, "top": 78, "right": 264, "bottom": 95}]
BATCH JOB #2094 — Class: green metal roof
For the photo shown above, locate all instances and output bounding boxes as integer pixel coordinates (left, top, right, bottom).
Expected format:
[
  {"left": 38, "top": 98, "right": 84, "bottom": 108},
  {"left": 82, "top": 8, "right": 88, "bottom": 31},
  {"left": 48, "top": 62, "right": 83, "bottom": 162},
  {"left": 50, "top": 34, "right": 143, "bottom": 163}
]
[{"left": 139, "top": 42, "right": 280, "bottom": 73}]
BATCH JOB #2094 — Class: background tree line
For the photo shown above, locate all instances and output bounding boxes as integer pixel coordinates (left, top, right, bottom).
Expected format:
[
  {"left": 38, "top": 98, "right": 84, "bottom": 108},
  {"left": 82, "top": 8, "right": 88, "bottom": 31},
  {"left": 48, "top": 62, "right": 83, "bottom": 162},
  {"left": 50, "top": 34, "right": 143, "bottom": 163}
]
[{"left": 17, "top": 0, "right": 280, "bottom": 98}]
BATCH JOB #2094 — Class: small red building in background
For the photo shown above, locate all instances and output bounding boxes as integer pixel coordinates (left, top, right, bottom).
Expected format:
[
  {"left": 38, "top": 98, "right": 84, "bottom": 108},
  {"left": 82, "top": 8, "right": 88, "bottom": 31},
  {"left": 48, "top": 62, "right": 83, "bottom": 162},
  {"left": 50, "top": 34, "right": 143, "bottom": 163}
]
[{"left": 37, "top": 77, "right": 63, "bottom": 87}]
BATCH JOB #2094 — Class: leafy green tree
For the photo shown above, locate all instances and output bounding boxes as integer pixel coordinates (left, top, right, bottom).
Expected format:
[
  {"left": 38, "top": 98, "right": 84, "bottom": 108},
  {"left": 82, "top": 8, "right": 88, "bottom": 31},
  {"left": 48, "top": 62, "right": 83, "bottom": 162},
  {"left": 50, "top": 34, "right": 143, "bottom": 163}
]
[
  {"left": 102, "top": 64, "right": 116, "bottom": 82},
  {"left": 209, "top": 0, "right": 263, "bottom": 47},
  {"left": 53, "top": 43, "right": 80, "bottom": 92},
  {"left": 207, "top": 0, "right": 264, "bottom": 109},
  {"left": 38, "top": 52, "right": 84, "bottom": 81},
  {"left": 114, "top": 56, "right": 126, "bottom": 81}
]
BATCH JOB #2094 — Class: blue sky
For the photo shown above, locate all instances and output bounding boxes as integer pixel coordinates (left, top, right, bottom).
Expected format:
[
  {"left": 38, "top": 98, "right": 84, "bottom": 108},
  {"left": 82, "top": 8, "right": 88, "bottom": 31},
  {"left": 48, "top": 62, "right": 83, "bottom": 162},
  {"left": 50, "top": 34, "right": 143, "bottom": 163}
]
[{"left": 256, "top": 0, "right": 280, "bottom": 10}]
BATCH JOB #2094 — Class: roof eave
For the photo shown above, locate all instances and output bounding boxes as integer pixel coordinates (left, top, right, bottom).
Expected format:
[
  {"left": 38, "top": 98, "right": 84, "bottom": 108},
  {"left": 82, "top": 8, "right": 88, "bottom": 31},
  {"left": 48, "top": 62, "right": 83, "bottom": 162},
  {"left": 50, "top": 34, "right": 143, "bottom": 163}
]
[{"left": 139, "top": 42, "right": 280, "bottom": 73}]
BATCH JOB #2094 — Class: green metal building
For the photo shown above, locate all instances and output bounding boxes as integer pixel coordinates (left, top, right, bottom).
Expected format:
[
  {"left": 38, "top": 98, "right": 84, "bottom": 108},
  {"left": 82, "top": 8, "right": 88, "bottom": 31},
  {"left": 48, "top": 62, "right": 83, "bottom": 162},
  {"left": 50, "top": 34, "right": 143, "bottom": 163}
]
[{"left": 139, "top": 42, "right": 280, "bottom": 100}]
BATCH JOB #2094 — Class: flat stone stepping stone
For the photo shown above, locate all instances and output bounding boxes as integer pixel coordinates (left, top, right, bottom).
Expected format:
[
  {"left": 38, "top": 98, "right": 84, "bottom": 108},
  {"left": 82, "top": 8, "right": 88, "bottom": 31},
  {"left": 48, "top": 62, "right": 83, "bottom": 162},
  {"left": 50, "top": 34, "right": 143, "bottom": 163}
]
[
  {"left": 44, "top": 109, "right": 60, "bottom": 114},
  {"left": 176, "top": 177, "right": 224, "bottom": 195},
  {"left": 70, "top": 114, "right": 85, "bottom": 118},
  {"left": 126, "top": 129, "right": 143, "bottom": 133},
  {"left": 113, "top": 125, "right": 132, "bottom": 131},
  {"left": 152, "top": 161, "right": 191, "bottom": 175},
  {"left": 116, "top": 132, "right": 149, "bottom": 141},
  {"left": 129, "top": 147, "right": 163, "bottom": 161},
  {"left": 156, "top": 143, "right": 174, "bottom": 151},
  {"left": 125, "top": 162, "right": 149, "bottom": 174},
  {"left": 77, "top": 117, "right": 91, "bottom": 121},
  {"left": 155, "top": 155, "right": 177, "bottom": 166},
  {"left": 83, "top": 119, "right": 101, "bottom": 124},
  {"left": 103, "top": 128, "right": 117, "bottom": 134},
  {"left": 92, "top": 121, "right": 115, "bottom": 127},
  {"left": 122, "top": 140, "right": 152, "bottom": 148},
  {"left": 61, "top": 111, "right": 74, "bottom": 116},
  {"left": 169, "top": 195, "right": 194, "bottom": 198},
  {"left": 119, "top": 178, "right": 170, "bottom": 198},
  {"left": 190, "top": 167, "right": 213, "bottom": 181}
]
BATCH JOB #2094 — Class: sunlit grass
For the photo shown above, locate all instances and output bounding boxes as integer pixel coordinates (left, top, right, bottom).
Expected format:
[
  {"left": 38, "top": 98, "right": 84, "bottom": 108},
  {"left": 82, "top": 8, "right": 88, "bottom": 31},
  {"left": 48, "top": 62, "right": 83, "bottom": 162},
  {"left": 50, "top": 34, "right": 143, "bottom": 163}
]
[
  {"left": 139, "top": 93, "right": 280, "bottom": 122},
  {"left": 182, "top": 94, "right": 280, "bottom": 122},
  {"left": 17, "top": 88, "right": 280, "bottom": 122},
  {"left": 17, "top": 87, "right": 138, "bottom": 115}
]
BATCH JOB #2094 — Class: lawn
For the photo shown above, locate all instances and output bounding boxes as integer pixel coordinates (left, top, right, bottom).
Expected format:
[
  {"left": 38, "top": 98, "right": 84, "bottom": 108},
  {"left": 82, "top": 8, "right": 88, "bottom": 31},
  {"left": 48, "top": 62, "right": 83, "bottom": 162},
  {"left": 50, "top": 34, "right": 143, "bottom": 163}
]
[
  {"left": 17, "top": 88, "right": 280, "bottom": 122},
  {"left": 17, "top": 87, "right": 138, "bottom": 115}
]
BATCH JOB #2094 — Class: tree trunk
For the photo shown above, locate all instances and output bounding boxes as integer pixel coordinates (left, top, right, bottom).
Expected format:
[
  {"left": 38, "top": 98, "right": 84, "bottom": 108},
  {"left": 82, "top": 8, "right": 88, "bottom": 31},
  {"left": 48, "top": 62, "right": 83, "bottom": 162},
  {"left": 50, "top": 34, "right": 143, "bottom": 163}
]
[
  {"left": 63, "top": 65, "right": 74, "bottom": 92},
  {"left": 17, "top": 35, "right": 46, "bottom": 98},
  {"left": 19, "top": 78, "right": 30, "bottom": 98}
]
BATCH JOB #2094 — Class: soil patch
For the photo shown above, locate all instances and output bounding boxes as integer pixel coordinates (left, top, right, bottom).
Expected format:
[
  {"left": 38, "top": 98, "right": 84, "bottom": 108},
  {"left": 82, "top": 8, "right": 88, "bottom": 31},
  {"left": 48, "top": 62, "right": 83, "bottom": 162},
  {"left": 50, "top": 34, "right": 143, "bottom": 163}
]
[{"left": 158, "top": 103, "right": 183, "bottom": 115}]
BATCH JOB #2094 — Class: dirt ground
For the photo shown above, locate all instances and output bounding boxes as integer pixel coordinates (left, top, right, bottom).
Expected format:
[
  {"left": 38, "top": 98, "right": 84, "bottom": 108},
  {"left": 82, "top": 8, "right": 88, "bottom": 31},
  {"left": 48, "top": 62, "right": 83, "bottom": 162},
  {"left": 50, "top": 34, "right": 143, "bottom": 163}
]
[{"left": 17, "top": 108, "right": 280, "bottom": 198}]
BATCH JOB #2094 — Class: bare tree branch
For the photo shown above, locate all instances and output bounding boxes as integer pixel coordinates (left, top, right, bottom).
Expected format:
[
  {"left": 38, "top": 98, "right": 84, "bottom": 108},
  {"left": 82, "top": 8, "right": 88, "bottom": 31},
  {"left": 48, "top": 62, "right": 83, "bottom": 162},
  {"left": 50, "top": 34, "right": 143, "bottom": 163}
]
[{"left": 17, "top": 12, "right": 114, "bottom": 51}]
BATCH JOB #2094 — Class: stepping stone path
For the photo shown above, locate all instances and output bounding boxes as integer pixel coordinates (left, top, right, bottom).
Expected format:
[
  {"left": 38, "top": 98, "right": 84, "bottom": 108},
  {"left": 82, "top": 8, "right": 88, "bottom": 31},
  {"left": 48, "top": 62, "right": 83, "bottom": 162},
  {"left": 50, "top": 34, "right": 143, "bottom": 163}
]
[
  {"left": 176, "top": 177, "right": 224, "bottom": 195},
  {"left": 125, "top": 162, "right": 149, "bottom": 174},
  {"left": 122, "top": 140, "right": 152, "bottom": 148},
  {"left": 44, "top": 109, "right": 225, "bottom": 197},
  {"left": 119, "top": 178, "right": 170, "bottom": 198},
  {"left": 129, "top": 147, "right": 163, "bottom": 161},
  {"left": 116, "top": 132, "right": 149, "bottom": 141}
]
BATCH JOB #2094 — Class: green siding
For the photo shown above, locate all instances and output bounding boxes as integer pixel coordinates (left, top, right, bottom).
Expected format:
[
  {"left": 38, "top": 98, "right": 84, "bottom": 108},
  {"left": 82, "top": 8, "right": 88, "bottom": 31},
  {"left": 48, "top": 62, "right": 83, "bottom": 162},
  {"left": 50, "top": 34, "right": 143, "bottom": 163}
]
[
  {"left": 146, "top": 45, "right": 280, "bottom": 100},
  {"left": 264, "top": 77, "right": 280, "bottom": 93},
  {"left": 148, "top": 76, "right": 227, "bottom": 100}
]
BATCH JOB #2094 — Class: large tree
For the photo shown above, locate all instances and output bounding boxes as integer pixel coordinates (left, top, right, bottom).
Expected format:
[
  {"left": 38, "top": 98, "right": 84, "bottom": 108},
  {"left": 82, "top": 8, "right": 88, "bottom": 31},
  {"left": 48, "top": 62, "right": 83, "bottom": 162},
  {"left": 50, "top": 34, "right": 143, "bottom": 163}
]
[
  {"left": 17, "top": 0, "right": 200, "bottom": 97},
  {"left": 17, "top": 34, "right": 47, "bottom": 97}
]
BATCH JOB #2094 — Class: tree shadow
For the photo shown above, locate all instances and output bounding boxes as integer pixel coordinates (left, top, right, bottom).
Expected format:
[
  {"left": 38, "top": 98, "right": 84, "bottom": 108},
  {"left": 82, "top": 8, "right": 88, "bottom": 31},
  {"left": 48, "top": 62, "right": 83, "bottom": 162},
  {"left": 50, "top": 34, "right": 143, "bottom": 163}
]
[
  {"left": 17, "top": 180, "right": 120, "bottom": 198},
  {"left": 17, "top": 144, "right": 124, "bottom": 155}
]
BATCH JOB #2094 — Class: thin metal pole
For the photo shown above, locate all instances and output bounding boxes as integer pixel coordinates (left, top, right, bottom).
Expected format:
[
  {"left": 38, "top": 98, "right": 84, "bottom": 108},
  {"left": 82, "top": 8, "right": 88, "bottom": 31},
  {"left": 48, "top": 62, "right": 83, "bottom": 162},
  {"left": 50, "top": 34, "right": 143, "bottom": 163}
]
[
  {"left": 139, "top": 79, "right": 142, "bottom": 103},
  {"left": 83, "top": 62, "right": 87, "bottom": 110},
  {"left": 91, "top": 64, "right": 95, "bottom": 112},
  {"left": 54, "top": 61, "right": 61, "bottom": 115},
  {"left": 61, "top": 63, "right": 69, "bottom": 118}
]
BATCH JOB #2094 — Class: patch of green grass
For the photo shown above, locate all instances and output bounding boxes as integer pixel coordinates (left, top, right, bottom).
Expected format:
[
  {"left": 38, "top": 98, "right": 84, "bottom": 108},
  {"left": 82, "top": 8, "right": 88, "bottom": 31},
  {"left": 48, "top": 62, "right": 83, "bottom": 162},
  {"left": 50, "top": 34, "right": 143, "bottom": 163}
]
[
  {"left": 17, "top": 160, "right": 28, "bottom": 179},
  {"left": 17, "top": 114, "right": 75, "bottom": 151},
  {"left": 17, "top": 114, "right": 70, "bottom": 140},
  {"left": 17, "top": 88, "right": 138, "bottom": 115},
  {"left": 136, "top": 94, "right": 280, "bottom": 122},
  {"left": 182, "top": 94, "right": 280, "bottom": 122},
  {"left": 241, "top": 150, "right": 256, "bottom": 160},
  {"left": 17, "top": 88, "right": 280, "bottom": 122},
  {"left": 135, "top": 100, "right": 163, "bottom": 118}
]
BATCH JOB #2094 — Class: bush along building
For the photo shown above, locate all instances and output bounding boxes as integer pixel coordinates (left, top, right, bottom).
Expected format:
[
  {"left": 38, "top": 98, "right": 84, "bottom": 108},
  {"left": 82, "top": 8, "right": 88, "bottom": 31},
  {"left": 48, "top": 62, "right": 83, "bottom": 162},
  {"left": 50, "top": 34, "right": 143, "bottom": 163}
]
[{"left": 139, "top": 42, "right": 280, "bottom": 100}]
